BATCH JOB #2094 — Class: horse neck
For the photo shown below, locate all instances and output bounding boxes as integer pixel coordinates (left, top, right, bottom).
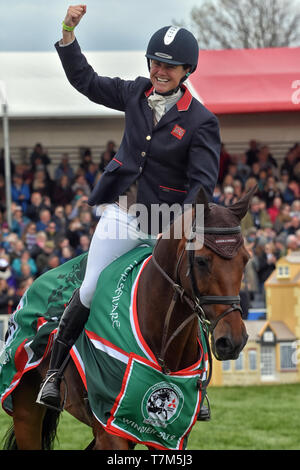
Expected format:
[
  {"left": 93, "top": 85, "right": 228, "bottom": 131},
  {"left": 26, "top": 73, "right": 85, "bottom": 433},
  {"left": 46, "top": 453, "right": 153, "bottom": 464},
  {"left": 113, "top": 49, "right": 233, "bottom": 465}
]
[{"left": 137, "top": 237, "right": 199, "bottom": 372}]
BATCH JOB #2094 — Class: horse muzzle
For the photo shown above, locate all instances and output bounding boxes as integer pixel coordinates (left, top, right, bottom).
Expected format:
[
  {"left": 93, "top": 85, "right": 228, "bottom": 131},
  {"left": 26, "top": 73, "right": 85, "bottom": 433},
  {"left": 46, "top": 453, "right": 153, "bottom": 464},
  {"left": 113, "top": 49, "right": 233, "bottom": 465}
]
[{"left": 212, "top": 331, "right": 248, "bottom": 361}]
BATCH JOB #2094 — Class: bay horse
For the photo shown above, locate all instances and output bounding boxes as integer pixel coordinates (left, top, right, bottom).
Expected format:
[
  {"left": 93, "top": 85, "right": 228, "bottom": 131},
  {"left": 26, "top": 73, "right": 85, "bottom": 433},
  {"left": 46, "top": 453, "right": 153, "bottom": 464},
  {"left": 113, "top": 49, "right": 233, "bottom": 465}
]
[{"left": 2, "top": 187, "right": 254, "bottom": 450}]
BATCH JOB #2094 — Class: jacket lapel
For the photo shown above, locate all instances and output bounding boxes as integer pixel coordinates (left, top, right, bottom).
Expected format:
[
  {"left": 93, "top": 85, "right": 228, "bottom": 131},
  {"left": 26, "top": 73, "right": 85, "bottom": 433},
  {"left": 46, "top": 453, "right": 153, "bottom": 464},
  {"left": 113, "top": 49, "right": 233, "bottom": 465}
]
[{"left": 154, "top": 85, "right": 193, "bottom": 131}]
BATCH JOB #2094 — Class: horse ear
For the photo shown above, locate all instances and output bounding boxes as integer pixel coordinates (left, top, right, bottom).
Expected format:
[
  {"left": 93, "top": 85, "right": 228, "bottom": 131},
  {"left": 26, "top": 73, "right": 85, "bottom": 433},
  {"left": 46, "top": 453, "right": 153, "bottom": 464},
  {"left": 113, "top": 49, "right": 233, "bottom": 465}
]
[
  {"left": 195, "top": 186, "right": 210, "bottom": 218},
  {"left": 228, "top": 184, "right": 258, "bottom": 220}
]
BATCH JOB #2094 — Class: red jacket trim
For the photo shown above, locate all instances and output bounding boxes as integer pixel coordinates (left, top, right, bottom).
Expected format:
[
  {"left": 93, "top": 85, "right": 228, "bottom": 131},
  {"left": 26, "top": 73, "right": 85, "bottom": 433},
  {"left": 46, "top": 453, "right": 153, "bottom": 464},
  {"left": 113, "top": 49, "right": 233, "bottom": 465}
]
[{"left": 144, "top": 84, "right": 192, "bottom": 111}]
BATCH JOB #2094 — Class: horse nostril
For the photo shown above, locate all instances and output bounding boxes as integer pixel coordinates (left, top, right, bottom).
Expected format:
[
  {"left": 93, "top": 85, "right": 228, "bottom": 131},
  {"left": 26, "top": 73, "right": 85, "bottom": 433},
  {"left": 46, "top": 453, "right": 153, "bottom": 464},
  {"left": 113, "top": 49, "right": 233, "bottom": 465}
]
[{"left": 215, "top": 337, "right": 233, "bottom": 354}]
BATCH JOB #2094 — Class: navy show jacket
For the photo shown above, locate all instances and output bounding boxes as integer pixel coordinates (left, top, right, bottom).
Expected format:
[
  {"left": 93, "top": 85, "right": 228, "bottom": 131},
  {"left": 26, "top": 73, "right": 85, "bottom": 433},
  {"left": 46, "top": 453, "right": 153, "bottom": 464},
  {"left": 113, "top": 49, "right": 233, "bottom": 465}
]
[{"left": 55, "top": 39, "right": 221, "bottom": 213}]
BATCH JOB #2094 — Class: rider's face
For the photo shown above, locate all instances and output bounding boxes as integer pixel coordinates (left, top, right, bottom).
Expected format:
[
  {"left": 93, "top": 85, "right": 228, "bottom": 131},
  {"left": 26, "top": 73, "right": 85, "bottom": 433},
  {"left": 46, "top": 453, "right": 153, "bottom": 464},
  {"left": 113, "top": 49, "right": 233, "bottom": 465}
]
[{"left": 150, "top": 60, "right": 188, "bottom": 93}]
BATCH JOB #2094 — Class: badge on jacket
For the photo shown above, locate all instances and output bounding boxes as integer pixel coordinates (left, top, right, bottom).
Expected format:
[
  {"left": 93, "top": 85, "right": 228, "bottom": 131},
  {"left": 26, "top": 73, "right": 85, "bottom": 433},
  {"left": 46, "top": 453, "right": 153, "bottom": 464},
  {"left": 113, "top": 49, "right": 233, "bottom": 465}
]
[{"left": 171, "top": 124, "right": 186, "bottom": 140}]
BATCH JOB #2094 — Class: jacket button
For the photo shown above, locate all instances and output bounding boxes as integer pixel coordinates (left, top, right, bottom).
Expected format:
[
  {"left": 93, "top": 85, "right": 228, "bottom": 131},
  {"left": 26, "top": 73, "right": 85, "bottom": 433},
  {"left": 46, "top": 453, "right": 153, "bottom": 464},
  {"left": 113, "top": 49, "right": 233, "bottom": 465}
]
[
  {"left": 146, "top": 135, "right": 151, "bottom": 141},
  {"left": 141, "top": 151, "right": 146, "bottom": 157}
]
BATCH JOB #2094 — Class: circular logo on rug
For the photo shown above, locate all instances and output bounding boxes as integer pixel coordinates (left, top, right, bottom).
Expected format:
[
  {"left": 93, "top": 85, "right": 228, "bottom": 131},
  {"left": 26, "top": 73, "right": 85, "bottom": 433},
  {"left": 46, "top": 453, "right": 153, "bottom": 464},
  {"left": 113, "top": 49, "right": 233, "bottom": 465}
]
[{"left": 141, "top": 382, "right": 184, "bottom": 428}]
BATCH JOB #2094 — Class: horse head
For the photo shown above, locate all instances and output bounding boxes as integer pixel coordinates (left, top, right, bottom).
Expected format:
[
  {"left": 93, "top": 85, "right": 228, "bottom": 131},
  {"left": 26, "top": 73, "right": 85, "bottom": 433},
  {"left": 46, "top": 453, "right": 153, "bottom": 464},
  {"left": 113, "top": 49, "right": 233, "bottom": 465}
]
[{"left": 176, "top": 185, "right": 257, "bottom": 361}]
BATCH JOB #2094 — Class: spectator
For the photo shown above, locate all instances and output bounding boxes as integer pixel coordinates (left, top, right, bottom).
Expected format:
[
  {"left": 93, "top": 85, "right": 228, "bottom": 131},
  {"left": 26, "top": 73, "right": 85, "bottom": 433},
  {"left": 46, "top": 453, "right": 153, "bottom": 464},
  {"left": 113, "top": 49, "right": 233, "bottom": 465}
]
[
  {"left": 25, "top": 191, "right": 48, "bottom": 222},
  {"left": 212, "top": 184, "right": 222, "bottom": 204},
  {"left": 290, "top": 200, "right": 300, "bottom": 219},
  {"left": 0, "top": 279, "right": 19, "bottom": 315},
  {"left": 65, "top": 218, "right": 83, "bottom": 249},
  {"left": 233, "top": 179, "right": 244, "bottom": 199},
  {"left": 30, "top": 231, "right": 47, "bottom": 260},
  {"left": 22, "top": 222, "right": 37, "bottom": 250},
  {"left": 79, "top": 148, "right": 94, "bottom": 172},
  {"left": 11, "top": 250, "right": 37, "bottom": 279},
  {"left": 286, "top": 234, "right": 299, "bottom": 253},
  {"left": 85, "top": 162, "right": 99, "bottom": 189},
  {"left": 36, "top": 240, "right": 56, "bottom": 274},
  {"left": 52, "top": 205, "right": 68, "bottom": 234},
  {"left": 241, "top": 196, "right": 272, "bottom": 233},
  {"left": 0, "top": 257, "right": 17, "bottom": 289},
  {"left": 59, "top": 246, "right": 74, "bottom": 264},
  {"left": 30, "top": 143, "right": 51, "bottom": 176},
  {"left": 257, "top": 145, "right": 277, "bottom": 173},
  {"left": 16, "top": 276, "right": 34, "bottom": 298},
  {"left": 43, "top": 254, "right": 60, "bottom": 273},
  {"left": 52, "top": 174, "right": 75, "bottom": 206},
  {"left": 267, "top": 196, "right": 283, "bottom": 224},
  {"left": 282, "top": 180, "right": 300, "bottom": 204},
  {"left": 244, "top": 176, "right": 259, "bottom": 193},
  {"left": 31, "top": 169, "right": 53, "bottom": 197},
  {"left": 79, "top": 209, "right": 93, "bottom": 234},
  {"left": 11, "top": 206, "right": 30, "bottom": 237},
  {"left": 76, "top": 234, "right": 91, "bottom": 255},
  {"left": 36, "top": 209, "right": 52, "bottom": 232},
  {"left": 9, "top": 239, "right": 25, "bottom": 264},
  {"left": 277, "top": 169, "right": 290, "bottom": 194},
  {"left": 99, "top": 140, "right": 116, "bottom": 172},
  {"left": 45, "top": 221, "right": 59, "bottom": 243},
  {"left": 218, "top": 143, "right": 232, "bottom": 183},
  {"left": 72, "top": 174, "right": 91, "bottom": 197},
  {"left": 219, "top": 185, "right": 237, "bottom": 207},
  {"left": 245, "top": 139, "right": 259, "bottom": 166},
  {"left": 255, "top": 241, "right": 277, "bottom": 292},
  {"left": 236, "top": 153, "right": 251, "bottom": 184},
  {"left": 286, "top": 216, "right": 300, "bottom": 236},
  {"left": 281, "top": 143, "right": 300, "bottom": 180},
  {"left": 11, "top": 174, "right": 31, "bottom": 212},
  {"left": 273, "top": 203, "right": 292, "bottom": 234},
  {"left": 295, "top": 229, "right": 300, "bottom": 248},
  {"left": 54, "top": 153, "right": 75, "bottom": 182},
  {"left": 260, "top": 176, "right": 282, "bottom": 208}
]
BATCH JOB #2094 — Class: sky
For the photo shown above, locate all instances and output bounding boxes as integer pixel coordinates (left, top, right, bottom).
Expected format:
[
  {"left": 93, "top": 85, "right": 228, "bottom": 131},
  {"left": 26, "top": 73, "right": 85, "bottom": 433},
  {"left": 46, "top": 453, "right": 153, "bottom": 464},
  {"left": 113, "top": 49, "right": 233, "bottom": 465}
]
[{"left": 0, "top": 0, "right": 198, "bottom": 52}]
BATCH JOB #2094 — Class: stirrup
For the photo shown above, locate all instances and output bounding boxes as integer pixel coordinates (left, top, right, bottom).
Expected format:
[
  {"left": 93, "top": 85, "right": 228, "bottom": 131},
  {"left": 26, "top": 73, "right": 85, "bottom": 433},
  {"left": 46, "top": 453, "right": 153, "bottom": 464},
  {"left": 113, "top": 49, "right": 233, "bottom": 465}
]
[
  {"left": 197, "top": 394, "right": 211, "bottom": 421},
  {"left": 36, "top": 370, "right": 68, "bottom": 412}
]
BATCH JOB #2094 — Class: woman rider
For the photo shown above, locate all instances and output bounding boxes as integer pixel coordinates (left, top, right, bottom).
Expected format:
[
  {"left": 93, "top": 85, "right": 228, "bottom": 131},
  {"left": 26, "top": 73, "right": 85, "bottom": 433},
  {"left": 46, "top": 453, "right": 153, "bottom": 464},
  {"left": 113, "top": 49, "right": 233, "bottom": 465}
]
[{"left": 37, "top": 5, "right": 221, "bottom": 414}]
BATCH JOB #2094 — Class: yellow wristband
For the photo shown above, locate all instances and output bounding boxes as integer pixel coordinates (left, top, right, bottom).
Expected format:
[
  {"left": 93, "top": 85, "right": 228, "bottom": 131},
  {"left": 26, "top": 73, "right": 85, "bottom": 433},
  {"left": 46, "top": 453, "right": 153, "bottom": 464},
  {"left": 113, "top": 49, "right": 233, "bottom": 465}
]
[{"left": 62, "top": 21, "right": 75, "bottom": 32}]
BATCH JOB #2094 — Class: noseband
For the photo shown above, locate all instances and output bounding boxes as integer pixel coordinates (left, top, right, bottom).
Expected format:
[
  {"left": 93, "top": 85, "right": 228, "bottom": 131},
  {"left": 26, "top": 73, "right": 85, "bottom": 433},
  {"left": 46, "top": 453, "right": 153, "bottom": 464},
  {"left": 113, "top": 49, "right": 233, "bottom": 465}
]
[{"left": 151, "top": 223, "right": 243, "bottom": 377}]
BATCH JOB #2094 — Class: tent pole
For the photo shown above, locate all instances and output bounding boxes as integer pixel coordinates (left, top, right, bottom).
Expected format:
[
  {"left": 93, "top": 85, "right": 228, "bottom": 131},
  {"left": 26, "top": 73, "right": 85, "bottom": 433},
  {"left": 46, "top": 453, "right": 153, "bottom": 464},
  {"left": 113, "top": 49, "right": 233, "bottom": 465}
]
[{"left": 2, "top": 102, "right": 12, "bottom": 228}]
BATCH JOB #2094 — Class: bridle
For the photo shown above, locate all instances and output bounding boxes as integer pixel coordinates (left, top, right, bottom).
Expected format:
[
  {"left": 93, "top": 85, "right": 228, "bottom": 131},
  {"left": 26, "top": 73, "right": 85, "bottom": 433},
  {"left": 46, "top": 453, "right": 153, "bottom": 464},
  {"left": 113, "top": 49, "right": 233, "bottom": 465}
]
[{"left": 151, "top": 222, "right": 243, "bottom": 382}]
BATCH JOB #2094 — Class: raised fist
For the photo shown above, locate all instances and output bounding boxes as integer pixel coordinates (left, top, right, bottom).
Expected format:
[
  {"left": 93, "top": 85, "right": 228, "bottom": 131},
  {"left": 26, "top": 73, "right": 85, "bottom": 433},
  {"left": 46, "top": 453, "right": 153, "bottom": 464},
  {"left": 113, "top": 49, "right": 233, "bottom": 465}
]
[{"left": 64, "top": 4, "right": 87, "bottom": 29}]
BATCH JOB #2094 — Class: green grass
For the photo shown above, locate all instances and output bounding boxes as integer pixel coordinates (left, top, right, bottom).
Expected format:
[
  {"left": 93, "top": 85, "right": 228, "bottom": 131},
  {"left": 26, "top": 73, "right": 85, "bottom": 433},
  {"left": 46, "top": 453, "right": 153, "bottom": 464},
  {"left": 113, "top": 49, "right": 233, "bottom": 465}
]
[{"left": 1, "top": 383, "right": 300, "bottom": 450}]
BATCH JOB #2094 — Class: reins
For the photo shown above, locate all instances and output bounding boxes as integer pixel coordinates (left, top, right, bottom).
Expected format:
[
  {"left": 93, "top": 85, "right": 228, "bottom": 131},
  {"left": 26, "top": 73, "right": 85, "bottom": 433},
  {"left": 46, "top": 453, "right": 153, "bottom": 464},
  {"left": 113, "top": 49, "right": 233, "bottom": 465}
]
[{"left": 151, "top": 223, "right": 243, "bottom": 383}]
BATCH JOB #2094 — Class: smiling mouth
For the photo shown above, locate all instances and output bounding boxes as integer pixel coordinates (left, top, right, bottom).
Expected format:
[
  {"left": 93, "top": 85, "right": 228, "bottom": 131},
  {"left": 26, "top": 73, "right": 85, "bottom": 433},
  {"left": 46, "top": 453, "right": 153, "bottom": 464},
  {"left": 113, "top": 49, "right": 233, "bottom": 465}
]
[{"left": 156, "top": 77, "right": 169, "bottom": 83}]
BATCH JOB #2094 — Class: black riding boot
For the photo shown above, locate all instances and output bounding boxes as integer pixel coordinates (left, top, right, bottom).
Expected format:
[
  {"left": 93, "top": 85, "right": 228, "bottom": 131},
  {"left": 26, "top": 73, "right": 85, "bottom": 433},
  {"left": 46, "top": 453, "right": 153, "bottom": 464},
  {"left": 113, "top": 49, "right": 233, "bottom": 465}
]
[{"left": 36, "top": 288, "right": 90, "bottom": 411}]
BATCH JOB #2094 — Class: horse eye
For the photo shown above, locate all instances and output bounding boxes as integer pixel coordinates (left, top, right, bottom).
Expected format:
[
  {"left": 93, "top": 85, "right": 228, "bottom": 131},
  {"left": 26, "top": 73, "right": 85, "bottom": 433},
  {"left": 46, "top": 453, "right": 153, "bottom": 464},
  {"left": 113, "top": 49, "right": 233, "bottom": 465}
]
[{"left": 196, "top": 256, "right": 208, "bottom": 269}]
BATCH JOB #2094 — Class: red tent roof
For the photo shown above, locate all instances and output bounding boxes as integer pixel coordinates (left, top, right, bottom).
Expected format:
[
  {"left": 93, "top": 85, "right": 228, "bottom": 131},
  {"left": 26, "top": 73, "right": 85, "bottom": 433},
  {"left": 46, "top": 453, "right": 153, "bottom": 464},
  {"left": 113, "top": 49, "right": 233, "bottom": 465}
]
[{"left": 188, "top": 47, "right": 300, "bottom": 114}]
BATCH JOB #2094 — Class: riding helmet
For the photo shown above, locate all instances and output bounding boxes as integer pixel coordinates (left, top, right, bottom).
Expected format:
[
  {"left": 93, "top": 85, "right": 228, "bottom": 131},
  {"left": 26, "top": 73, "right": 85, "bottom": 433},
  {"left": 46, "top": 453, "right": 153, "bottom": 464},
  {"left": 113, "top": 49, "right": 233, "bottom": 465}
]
[{"left": 146, "top": 26, "right": 199, "bottom": 75}]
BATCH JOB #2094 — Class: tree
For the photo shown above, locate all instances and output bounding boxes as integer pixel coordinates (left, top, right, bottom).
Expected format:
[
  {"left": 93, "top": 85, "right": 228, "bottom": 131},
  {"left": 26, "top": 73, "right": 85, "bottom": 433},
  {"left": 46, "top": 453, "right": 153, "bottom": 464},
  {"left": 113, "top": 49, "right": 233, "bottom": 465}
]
[{"left": 179, "top": 0, "right": 300, "bottom": 49}]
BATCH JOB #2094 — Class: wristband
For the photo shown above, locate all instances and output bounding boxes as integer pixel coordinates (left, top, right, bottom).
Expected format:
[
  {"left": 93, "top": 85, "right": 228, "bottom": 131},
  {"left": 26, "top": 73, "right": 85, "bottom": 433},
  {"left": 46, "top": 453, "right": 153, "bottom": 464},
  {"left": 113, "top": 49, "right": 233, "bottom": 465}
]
[{"left": 62, "top": 21, "right": 75, "bottom": 32}]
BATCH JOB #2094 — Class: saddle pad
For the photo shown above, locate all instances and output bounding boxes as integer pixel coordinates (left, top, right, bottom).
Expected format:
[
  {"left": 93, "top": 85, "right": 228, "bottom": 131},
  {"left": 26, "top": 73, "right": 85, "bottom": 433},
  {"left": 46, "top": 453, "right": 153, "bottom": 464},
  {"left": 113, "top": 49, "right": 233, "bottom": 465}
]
[{"left": 0, "top": 245, "right": 208, "bottom": 450}]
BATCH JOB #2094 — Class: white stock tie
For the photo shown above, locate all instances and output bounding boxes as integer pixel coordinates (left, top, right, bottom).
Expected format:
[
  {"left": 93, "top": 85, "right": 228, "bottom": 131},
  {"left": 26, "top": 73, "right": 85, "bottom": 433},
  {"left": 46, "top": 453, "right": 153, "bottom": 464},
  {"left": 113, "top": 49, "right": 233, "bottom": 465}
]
[
  {"left": 147, "top": 93, "right": 166, "bottom": 124},
  {"left": 147, "top": 88, "right": 184, "bottom": 125}
]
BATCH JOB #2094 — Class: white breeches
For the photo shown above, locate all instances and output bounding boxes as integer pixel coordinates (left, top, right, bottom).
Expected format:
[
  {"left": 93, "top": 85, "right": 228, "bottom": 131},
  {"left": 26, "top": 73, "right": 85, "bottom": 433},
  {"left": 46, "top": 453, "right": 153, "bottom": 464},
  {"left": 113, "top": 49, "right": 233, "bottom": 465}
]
[{"left": 79, "top": 203, "right": 156, "bottom": 308}]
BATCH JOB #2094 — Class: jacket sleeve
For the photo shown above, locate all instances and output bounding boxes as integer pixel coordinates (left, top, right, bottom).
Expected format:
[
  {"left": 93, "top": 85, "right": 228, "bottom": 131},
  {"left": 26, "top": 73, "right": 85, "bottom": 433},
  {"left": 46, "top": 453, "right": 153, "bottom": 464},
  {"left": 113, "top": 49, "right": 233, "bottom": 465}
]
[
  {"left": 184, "top": 115, "right": 221, "bottom": 203},
  {"left": 55, "top": 39, "right": 135, "bottom": 112}
]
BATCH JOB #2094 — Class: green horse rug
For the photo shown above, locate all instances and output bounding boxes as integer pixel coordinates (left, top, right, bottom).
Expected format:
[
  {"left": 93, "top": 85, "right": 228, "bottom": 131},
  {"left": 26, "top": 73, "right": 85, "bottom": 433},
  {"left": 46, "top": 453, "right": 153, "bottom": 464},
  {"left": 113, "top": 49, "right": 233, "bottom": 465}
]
[{"left": 0, "top": 246, "right": 208, "bottom": 450}]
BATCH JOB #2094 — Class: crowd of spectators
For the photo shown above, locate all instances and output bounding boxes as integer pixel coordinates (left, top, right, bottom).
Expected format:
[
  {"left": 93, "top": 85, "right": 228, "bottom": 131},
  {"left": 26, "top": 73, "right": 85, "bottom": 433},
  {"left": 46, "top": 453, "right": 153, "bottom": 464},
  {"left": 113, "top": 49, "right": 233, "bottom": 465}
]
[
  {"left": 0, "top": 141, "right": 117, "bottom": 315},
  {"left": 0, "top": 138, "right": 299, "bottom": 316}
]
